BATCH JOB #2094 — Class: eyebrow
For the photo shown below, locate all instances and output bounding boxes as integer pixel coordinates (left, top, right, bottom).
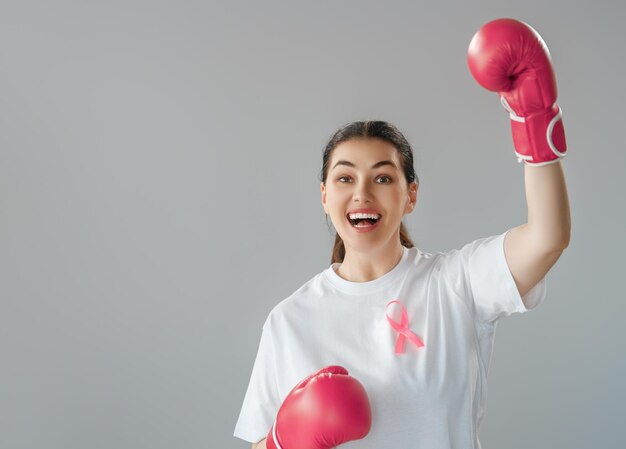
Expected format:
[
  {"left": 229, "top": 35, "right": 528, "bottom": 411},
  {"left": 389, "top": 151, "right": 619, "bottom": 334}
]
[{"left": 331, "top": 160, "right": 398, "bottom": 170}]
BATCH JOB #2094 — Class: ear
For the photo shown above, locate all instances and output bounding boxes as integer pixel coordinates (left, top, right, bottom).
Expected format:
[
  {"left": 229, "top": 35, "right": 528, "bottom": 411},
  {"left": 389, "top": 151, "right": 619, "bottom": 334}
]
[
  {"left": 320, "top": 182, "right": 328, "bottom": 214},
  {"left": 405, "top": 181, "right": 419, "bottom": 215}
]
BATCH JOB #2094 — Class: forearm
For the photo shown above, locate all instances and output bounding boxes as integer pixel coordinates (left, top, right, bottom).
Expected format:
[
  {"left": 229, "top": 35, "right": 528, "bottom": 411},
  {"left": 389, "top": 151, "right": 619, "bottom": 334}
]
[
  {"left": 252, "top": 438, "right": 267, "bottom": 449},
  {"left": 524, "top": 161, "right": 571, "bottom": 250}
]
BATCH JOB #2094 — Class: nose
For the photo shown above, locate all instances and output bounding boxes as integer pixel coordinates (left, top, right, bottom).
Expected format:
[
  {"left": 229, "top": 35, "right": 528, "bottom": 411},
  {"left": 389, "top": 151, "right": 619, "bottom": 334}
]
[{"left": 352, "top": 180, "right": 372, "bottom": 203}]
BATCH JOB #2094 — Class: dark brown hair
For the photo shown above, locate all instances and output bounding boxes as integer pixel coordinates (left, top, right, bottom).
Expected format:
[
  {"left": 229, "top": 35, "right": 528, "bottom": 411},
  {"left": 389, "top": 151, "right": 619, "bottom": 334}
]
[{"left": 319, "top": 121, "right": 419, "bottom": 264}]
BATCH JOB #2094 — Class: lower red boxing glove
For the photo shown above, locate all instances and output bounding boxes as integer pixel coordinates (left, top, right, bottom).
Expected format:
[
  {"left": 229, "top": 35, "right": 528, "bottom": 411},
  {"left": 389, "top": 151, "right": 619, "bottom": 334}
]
[
  {"left": 468, "top": 18, "right": 567, "bottom": 166},
  {"left": 265, "top": 365, "right": 372, "bottom": 449}
]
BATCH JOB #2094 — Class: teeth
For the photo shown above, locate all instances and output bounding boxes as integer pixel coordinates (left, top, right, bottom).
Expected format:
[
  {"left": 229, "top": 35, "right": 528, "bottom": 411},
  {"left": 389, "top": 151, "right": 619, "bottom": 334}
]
[{"left": 348, "top": 213, "right": 381, "bottom": 220}]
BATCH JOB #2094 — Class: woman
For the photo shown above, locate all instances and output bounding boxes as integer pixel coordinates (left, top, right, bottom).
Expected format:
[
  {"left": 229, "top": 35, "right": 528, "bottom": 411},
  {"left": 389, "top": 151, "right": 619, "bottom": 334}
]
[{"left": 234, "top": 19, "right": 570, "bottom": 449}]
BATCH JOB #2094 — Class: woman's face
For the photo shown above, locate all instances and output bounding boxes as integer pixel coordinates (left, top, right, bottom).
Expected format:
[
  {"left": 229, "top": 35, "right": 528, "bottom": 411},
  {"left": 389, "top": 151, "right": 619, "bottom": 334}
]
[{"left": 320, "top": 138, "right": 418, "bottom": 253}]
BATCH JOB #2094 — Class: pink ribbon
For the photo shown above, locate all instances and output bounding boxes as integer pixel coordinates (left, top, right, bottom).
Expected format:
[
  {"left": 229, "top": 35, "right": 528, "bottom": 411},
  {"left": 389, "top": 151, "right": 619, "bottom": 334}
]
[{"left": 385, "top": 300, "right": 425, "bottom": 354}]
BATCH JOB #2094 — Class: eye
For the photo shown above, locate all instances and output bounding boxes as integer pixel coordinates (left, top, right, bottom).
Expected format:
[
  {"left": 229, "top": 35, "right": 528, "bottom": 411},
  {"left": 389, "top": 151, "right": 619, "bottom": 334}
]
[{"left": 337, "top": 175, "right": 392, "bottom": 184}]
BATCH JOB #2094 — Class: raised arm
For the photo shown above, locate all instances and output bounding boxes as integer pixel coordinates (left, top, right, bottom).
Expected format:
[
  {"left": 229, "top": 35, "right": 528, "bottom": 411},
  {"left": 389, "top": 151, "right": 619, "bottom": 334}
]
[
  {"left": 504, "top": 162, "right": 570, "bottom": 299},
  {"left": 467, "top": 18, "right": 571, "bottom": 302}
]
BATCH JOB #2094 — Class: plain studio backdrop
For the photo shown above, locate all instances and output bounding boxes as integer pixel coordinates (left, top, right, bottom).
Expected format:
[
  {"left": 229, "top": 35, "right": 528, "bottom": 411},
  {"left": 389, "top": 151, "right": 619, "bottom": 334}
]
[{"left": 0, "top": 1, "right": 623, "bottom": 448}]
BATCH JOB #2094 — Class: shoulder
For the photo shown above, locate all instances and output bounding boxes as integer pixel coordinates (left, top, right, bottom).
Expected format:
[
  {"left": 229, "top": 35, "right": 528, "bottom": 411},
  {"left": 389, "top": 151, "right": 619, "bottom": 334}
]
[
  {"left": 263, "top": 270, "right": 327, "bottom": 330},
  {"left": 406, "top": 234, "right": 506, "bottom": 289},
  {"left": 432, "top": 233, "right": 505, "bottom": 265}
]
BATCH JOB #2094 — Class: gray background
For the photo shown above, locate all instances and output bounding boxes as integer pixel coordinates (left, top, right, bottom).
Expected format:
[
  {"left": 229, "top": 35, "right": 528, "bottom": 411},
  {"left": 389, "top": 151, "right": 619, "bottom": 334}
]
[{"left": 0, "top": 1, "right": 622, "bottom": 448}]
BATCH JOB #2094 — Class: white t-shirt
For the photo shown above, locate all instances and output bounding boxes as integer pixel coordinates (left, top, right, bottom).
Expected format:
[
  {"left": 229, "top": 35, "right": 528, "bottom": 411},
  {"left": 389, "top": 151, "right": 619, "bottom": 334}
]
[{"left": 233, "top": 230, "right": 546, "bottom": 448}]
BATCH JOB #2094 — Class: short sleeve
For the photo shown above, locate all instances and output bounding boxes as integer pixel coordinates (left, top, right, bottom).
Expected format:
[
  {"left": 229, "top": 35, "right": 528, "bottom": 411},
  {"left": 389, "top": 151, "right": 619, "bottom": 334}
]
[
  {"left": 233, "top": 321, "right": 281, "bottom": 443},
  {"left": 440, "top": 230, "right": 547, "bottom": 326}
]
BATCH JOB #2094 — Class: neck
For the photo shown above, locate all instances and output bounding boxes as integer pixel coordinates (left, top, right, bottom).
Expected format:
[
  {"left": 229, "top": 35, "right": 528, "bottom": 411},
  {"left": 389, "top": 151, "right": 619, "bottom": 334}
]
[{"left": 336, "top": 243, "right": 404, "bottom": 282}]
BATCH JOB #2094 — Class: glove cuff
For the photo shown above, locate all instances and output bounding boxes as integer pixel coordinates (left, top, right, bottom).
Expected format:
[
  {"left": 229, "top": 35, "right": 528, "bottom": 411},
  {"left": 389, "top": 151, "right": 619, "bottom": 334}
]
[{"left": 501, "top": 98, "right": 568, "bottom": 165}]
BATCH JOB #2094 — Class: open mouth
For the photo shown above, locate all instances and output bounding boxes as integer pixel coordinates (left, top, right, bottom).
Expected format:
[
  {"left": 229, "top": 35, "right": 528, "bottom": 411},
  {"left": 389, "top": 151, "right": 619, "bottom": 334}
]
[{"left": 346, "top": 214, "right": 381, "bottom": 228}]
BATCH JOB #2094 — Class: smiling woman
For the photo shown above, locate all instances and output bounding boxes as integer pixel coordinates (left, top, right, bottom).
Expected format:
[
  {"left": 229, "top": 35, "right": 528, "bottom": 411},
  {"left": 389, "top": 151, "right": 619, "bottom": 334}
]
[{"left": 234, "top": 18, "right": 570, "bottom": 449}]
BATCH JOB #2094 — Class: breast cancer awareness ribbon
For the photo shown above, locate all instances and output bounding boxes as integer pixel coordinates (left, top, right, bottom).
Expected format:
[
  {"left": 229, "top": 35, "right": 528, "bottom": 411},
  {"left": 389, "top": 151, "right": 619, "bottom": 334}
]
[{"left": 385, "top": 300, "right": 425, "bottom": 354}]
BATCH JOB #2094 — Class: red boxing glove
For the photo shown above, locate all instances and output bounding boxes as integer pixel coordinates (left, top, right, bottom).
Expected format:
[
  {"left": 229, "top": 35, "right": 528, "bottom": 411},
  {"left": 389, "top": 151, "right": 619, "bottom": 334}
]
[
  {"left": 467, "top": 18, "right": 567, "bottom": 166},
  {"left": 266, "top": 366, "right": 372, "bottom": 449}
]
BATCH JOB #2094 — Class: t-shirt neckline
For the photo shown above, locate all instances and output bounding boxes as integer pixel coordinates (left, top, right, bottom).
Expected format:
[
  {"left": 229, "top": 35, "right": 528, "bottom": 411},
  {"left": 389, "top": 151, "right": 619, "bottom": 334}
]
[{"left": 323, "top": 246, "right": 411, "bottom": 295}]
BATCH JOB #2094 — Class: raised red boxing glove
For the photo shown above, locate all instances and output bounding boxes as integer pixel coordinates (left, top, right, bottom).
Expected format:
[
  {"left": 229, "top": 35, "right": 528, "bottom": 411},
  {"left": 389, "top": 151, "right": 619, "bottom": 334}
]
[
  {"left": 265, "top": 365, "right": 372, "bottom": 449},
  {"left": 467, "top": 18, "right": 567, "bottom": 166}
]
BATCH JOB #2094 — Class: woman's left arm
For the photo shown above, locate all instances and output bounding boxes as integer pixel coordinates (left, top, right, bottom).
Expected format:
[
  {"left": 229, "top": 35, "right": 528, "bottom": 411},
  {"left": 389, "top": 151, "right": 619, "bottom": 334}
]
[{"left": 504, "top": 161, "right": 571, "bottom": 300}]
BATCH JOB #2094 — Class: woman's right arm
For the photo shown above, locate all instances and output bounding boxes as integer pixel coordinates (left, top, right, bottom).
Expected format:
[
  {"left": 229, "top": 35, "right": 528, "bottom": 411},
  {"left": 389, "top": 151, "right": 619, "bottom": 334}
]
[{"left": 252, "top": 438, "right": 267, "bottom": 449}]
